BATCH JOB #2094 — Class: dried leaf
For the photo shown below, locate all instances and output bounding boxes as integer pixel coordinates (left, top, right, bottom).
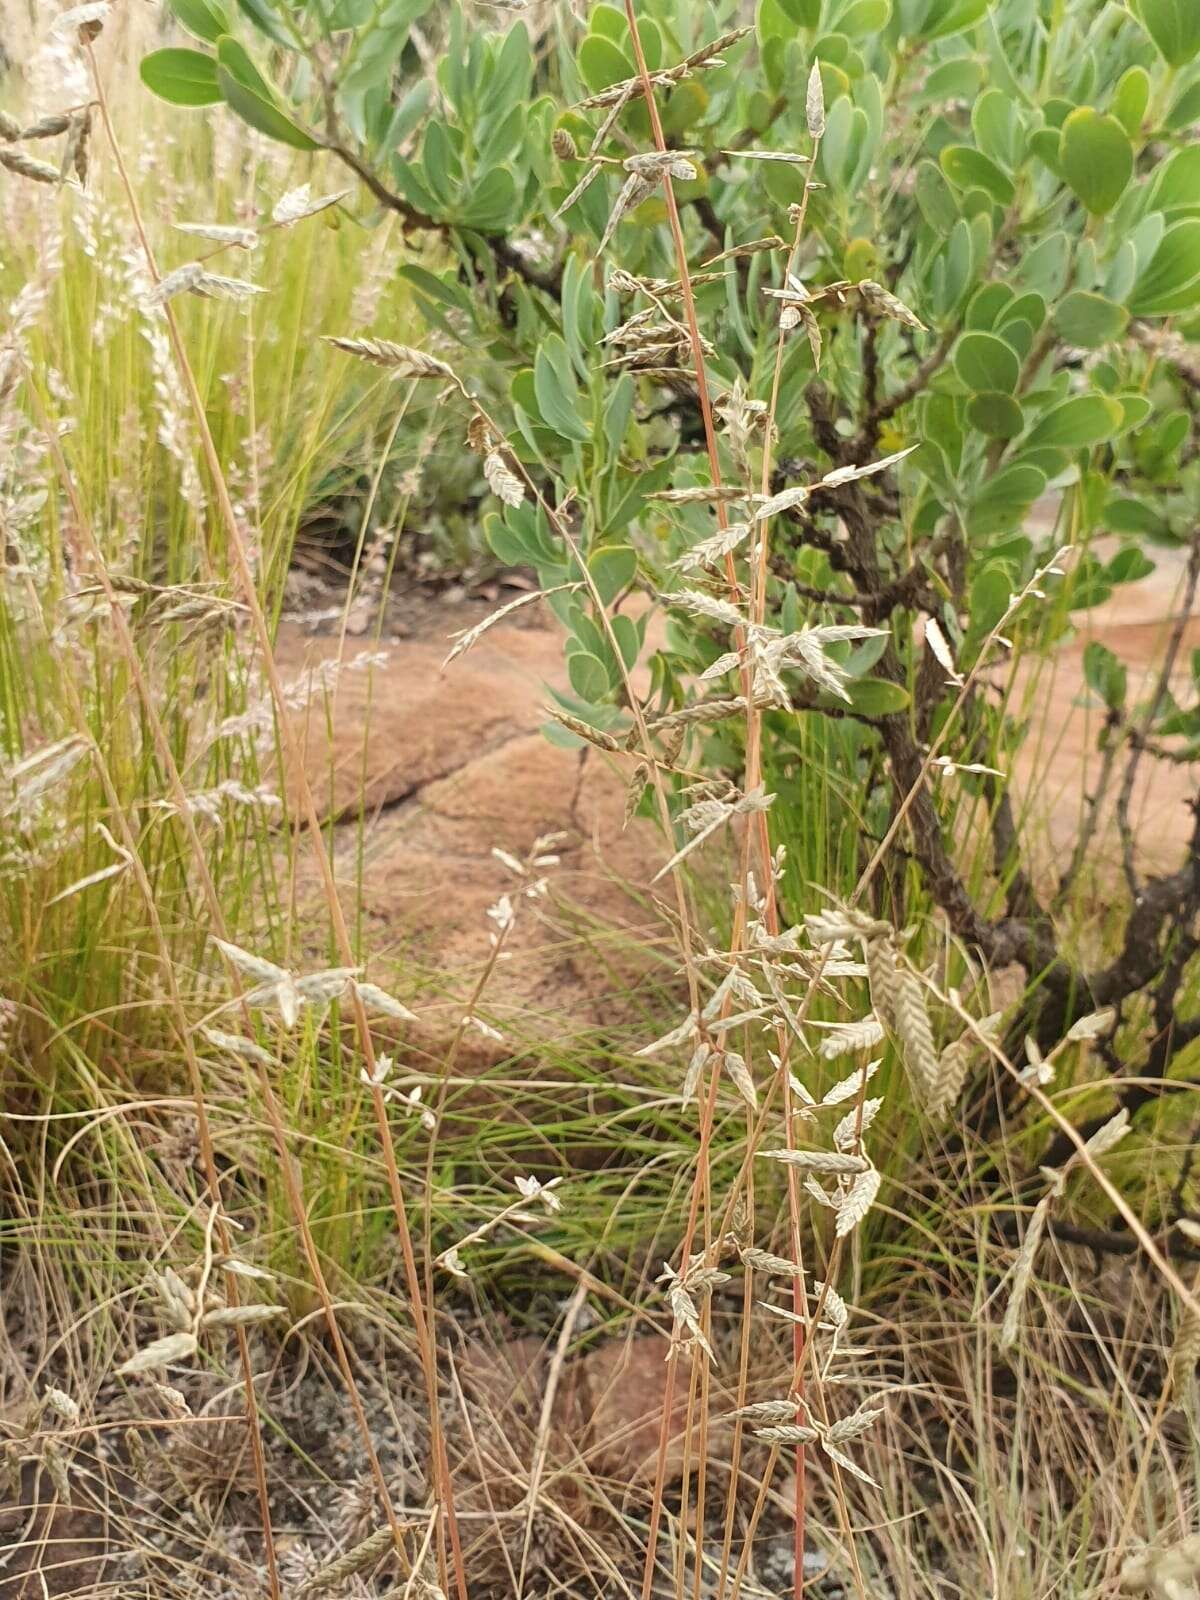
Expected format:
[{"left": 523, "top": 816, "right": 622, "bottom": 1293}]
[
  {"left": 47, "top": 858, "right": 129, "bottom": 906},
  {"left": 723, "top": 1049, "right": 758, "bottom": 1109},
  {"left": 923, "top": 616, "right": 963, "bottom": 685},
  {"left": 667, "top": 589, "right": 744, "bottom": 628},
  {"left": 833, "top": 1097, "right": 883, "bottom": 1151},
  {"left": 822, "top": 1060, "right": 882, "bottom": 1111},
  {"left": 724, "top": 149, "right": 810, "bottom": 164},
  {"left": 192, "top": 272, "right": 267, "bottom": 302},
  {"left": 821, "top": 1441, "right": 880, "bottom": 1488},
  {"left": 1067, "top": 1007, "right": 1115, "bottom": 1043},
  {"left": 1082, "top": 1108, "right": 1130, "bottom": 1160}
]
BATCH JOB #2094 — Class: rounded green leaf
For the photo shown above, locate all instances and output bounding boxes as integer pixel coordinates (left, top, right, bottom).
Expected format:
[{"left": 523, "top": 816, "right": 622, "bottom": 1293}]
[
  {"left": 914, "top": 159, "right": 959, "bottom": 233},
  {"left": 1015, "top": 233, "right": 1070, "bottom": 299},
  {"left": 920, "top": 0, "right": 989, "bottom": 41},
  {"left": 918, "top": 58, "right": 983, "bottom": 104},
  {"left": 837, "top": 678, "right": 910, "bottom": 716},
  {"left": 587, "top": 4, "right": 627, "bottom": 42},
  {"left": 972, "top": 88, "right": 1021, "bottom": 168},
  {"left": 567, "top": 650, "right": 611, "bottom": 704},
  {"left": 234, "top": 0, "right": 294, "bottom": 45},
  {"left": 588, "top": 545, "right": 637, "bottom": 605},
  {"left": 1105, "top": 496, "right": 1172, "bottom": 540},
  {"left": 168, "top": 0, "right": 231, "bottom": 42},
  {"left": 217, "top": 66, "right": 320, "bottom": 148},
  {"left": 1025, "top": 394, "right": 1122, "bottom": 449},
  {"left": 1149, "top": 147, "right": 1200, "bottom": 216},
  {"left": 1052, "top": 291, "right": 1129, "bottom": 347},
  {"left": 939, "top": 144, "right": 1015, "bottom": 205},
  {"left": 577, "top": 33, "right": 634, "bottom": 94},
  {"left": 485, "top": 512, "right": 539, "bottom": 567},
  {"left": 1083, "top": 641, "right": 1126, "bottom": 711},
  {"left": 1110, "top": 65, "right": 1150, "bottom": 137},
  {"left": 533, "top": 338, "right": 589, "bottom": 443},
  {"left": 1116, "top": 393, "right": 1153, "bottom": 432},
  {"left": 215, "top": 37, "right": 320, "bottom": 150},
  {"left": 1060, "top": 108, "right": 1132, "bottom": 216},
  {"left": 1000, "top": 320, "right": 1035, "bottom": 360},
  {"left": 970, "top": 462, "right": 1046, "bottom": 532},
  {"left": 1130, "top": 0, "right": 1200, "bottom": 65},
  {"left": 140, "top": 48, "right": 222, "bottom": 106},
  {"left": 460, "top": 169, "right": 517, "bottom": 230},
  {"left": 975, "top": 464, "right": 1047, "bottom": 509},
  {"left": 969, "top": 565, "right": 1010, "bottom": 632},
  {"left": 838, "top": 0, "right": 891, "bottom": 35},
  {"left": 777, "top": 0, "right": 821, "bottom": 21},
  {"left": 999, "top": 291, "right": 1046, "bottom": 333},
  {"left": 954, "top": 331, "right": 1020, "bottom": 393},
  {"left": 965, "top": 283, "right": 1013, "bottom": 331},
  {"left": 1106, "top": 547, "right": 1155, "bottom": 585},
  {"left": 1129, "top": 220, "right": 1200, "bottom": 316},
  {"left": 966, "top": 391, "right": 1023, "bottom": 438},
  {"left": 215, "top": 35, "right": 274, "bottom": 97},
  {"left": 421, "top": 121, "right": 456, "bottom": 208},
  {"left": 1167, "top": 80, "right": 1200, "bottom": 132},
  {"left": 1029, "top": 126, "right": 1063, "bottom": 179},
  {"left": 610, "top": 612, "right": 640, "bottom": 671}
]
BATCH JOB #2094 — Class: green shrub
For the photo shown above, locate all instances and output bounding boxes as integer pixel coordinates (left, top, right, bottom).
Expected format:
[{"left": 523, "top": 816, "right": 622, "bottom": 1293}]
[{"left": 138, "top": 0, "right": 1200, "bottom": 1098}]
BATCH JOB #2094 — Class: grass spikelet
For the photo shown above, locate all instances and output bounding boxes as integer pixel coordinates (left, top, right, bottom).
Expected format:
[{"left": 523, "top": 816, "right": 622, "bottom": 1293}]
[
  {"left": 483, "top": 449, "right": 525, "bottom": 507},
  {"left": 835, "top": 1166, "right": 881, "bottom": 1237},
  {"left": 0, "top": 146, "right": 65, "bottom": 184},
  {"left": 1169, "top": 1270, "right": 1200, "bottom": 1395},
  {"left": 894, "top": 968, "right": 939, "bottom": 1102},
  {"left": 295, "top": 1525, "right": 398, "bottom": 1597},
  {"left": 324, "top": 336, "right": 455, "bottom": 379},
  {"left": 860, "top": 932, "right": 897, "bottom": 1021},
  {"left": 999, "top": 1193, "right": 1053, "bottom": 1351}
]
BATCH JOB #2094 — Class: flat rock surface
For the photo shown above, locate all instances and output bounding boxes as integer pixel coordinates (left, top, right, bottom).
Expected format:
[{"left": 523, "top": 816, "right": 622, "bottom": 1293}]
[
  {"left": 275, "top": 603, "right": 666, "bottom": 1062},
  {"left": 1010, "top": 544, "right": 1199, "bottom": 878}
]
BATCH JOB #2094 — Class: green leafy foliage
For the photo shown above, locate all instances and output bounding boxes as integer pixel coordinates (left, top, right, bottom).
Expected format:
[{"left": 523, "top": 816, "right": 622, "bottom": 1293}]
[
  {"left": 1130, "top": 0, "right": 1200, "bottom": 65},
  {"left": 1060, "top": 108, "right": 1133, "bottom": 216},
  {"left": 137, "top": 0, "right": 1200, "bottom": 856},
  {"left": 140, "top": 48, "right": 223, "bottom": 106},
  {"left": 1083, "top": 641, "right": 1127, "bottom": 711}
]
